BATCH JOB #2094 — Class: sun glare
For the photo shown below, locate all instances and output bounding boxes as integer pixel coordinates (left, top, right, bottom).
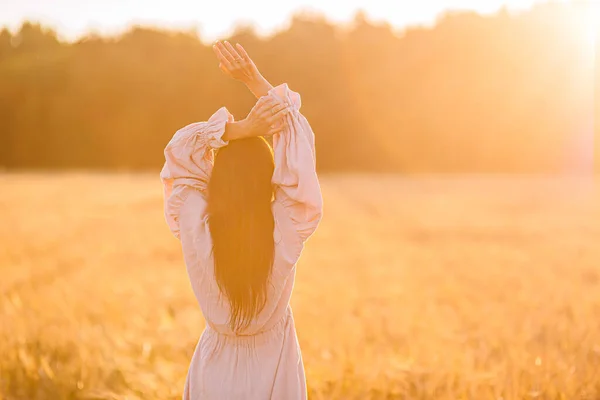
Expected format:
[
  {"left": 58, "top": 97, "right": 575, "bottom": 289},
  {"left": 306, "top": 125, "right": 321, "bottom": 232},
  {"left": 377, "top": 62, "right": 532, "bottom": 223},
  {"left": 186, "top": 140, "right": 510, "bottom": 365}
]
[{"left": 584, "top": 2, "right": 600, "bottom": 47}]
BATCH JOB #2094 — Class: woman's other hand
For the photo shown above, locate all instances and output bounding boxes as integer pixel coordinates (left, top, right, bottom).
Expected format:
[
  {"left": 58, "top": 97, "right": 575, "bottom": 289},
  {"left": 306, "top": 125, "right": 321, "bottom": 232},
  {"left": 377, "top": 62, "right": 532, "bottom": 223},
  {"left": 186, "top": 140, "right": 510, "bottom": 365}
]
[
  {"left": 242, "top": 96, "right": 291, "bottom": 138},
  {"left": 213, "top": 41, "right": 260, "bottom": 84},
  {"left": 224, "top": 96, "right": 290, "bottom": 141},
  {"left": 212, "top": 41, "right": 274, "bottom": 98}
]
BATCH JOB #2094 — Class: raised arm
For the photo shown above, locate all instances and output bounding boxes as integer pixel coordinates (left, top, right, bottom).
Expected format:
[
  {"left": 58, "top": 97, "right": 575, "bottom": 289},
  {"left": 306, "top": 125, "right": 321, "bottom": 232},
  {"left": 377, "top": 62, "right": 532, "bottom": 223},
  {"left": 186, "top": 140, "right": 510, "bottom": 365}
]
[
  {"left": 159, "top": 107, "right": 232, "bottom": 239},
  {"left": 213, "top": 41, "right": 322, "bottom": 241},
  {"left": 160, "top": 100, "right": 290, "bottom": 239},
  {"left": 269, "top": 84, "right": 323, "bottom": 242}
]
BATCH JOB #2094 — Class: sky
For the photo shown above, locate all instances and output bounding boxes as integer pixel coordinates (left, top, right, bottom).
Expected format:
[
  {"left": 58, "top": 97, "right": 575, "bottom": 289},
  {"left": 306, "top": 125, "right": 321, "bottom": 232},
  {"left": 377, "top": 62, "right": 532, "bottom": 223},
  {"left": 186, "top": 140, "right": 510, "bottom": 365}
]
[{"left": 0, "top": 0, "right": 570, "bottom": 43}]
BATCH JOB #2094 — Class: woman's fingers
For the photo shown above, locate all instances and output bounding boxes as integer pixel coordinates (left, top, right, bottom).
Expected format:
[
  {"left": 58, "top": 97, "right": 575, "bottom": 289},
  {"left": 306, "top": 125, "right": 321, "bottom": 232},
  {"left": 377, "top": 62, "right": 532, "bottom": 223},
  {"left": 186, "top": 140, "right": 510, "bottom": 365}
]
[
  {"left": 265, "top": 106, "right": 291, "bottom": 125},
  {"left": 248, "top": 97, "right": 290, "bottom": 135},
  {"left": 235, "top": 43, "right": 252, "bottom": 62},
  {"left": 255, "top": 97, "right": 292, "bottom": 121},
  {"left": 266, "top": 124, "right": 286, "bottom": 136},
  {"left": 216, "top": 41, "right": 237, "bottom": 65},
  {"left": 259, "top": 102, "right": 287, "bottom": 119},
  {"left": 250, "top": 97, "right": 291, "bottom": 135},
  {"left": 213, "top": 44, "right": 234, "bottom": 70},
  {"left": 255, "top": 96, "right": 278, "bottom": 113},
  {"left": 224, "top": 41, "right": 243, "bottom": 63},
  {"left": 249, "top": 97, "right": 277, "bottom": 120}
]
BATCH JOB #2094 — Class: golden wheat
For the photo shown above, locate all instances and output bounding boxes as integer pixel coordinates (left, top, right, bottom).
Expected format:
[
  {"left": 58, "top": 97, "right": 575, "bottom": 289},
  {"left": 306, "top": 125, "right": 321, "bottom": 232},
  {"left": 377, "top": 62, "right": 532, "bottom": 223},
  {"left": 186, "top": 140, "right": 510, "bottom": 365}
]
[{"left": 1, "top": 173, "right": 599, "bottom": 400}]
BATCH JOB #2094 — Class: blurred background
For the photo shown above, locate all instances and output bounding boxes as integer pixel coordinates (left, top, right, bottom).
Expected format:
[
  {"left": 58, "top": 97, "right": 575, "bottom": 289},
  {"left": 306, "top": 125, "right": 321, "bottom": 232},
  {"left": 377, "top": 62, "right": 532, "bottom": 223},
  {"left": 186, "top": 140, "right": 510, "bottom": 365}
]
[
  {"left": 1, "top": 1, "right": 600, "bottom": 400},
  {"left": 0, "top": 0, "right": 597, "bottom": 173}
]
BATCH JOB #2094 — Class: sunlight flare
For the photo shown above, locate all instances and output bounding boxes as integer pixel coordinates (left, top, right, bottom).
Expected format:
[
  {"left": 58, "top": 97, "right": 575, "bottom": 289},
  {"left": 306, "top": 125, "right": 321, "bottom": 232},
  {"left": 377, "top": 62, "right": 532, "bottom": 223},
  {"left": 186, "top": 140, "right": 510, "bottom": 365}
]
[{"left": 585, "top": 2, "right": 600, "bottom": 47}]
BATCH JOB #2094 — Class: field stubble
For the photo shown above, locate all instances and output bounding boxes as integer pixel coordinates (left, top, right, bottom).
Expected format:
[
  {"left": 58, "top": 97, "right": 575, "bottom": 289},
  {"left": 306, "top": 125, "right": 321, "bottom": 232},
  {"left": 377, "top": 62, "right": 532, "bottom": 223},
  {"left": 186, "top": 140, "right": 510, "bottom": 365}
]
[{"left": 1, "top": 173, "right": 599, "bottom": 400}]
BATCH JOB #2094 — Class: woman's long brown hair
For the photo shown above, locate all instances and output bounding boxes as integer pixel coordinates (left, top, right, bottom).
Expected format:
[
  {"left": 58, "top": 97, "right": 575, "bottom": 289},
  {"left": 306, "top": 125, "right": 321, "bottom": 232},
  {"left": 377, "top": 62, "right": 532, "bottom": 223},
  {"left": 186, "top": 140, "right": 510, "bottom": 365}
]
[{"left": 207, "top": 136, "right": 275, "bottom": 332}]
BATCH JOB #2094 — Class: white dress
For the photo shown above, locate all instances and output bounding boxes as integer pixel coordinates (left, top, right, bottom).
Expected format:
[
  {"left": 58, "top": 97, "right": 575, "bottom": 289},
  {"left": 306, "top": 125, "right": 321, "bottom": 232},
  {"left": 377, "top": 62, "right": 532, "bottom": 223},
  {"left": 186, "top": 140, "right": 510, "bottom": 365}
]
[{"left": 160, "top": 83, "right": 323, "bottom": 399}]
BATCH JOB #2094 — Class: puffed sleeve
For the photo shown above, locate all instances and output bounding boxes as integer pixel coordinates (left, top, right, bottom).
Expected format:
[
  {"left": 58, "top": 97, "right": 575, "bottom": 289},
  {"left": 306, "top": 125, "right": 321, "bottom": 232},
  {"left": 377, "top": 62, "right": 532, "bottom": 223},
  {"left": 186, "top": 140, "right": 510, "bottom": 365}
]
[
  {"left": 160, "top": 107, "right": 233, "bottom": 239},
  {"left": 269, "top": 83, "right": 323, "bottom": 242}
]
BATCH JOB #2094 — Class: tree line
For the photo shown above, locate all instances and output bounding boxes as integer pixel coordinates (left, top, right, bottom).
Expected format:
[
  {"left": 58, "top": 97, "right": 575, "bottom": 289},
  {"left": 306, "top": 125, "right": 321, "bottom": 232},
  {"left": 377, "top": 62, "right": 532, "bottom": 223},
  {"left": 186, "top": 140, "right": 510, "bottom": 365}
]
[{"left": 0, "top": 2, "right": 597, "bottom": 173}]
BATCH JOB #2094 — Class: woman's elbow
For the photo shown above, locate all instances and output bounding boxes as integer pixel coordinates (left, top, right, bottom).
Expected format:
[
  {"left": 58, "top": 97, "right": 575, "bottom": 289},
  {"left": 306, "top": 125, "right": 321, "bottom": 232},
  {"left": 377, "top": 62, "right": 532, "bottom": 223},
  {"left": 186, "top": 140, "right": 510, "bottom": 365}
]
[{"left": 300, "top": 198, "right": 323, "bottom": 241}]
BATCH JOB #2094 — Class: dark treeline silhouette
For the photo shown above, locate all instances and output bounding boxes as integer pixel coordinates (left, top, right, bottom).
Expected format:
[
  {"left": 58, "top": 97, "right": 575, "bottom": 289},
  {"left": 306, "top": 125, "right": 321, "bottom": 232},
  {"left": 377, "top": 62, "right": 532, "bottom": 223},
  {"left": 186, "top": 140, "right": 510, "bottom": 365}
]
[{"left": 0, "top": 2, "right": 596, "bottom": 173}]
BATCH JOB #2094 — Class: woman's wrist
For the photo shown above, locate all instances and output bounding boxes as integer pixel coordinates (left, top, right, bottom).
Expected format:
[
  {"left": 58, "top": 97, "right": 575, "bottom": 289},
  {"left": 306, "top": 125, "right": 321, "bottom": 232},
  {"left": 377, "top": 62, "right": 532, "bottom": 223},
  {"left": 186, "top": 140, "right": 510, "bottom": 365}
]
[
  {"left": 223, "top": 120, "right": 251, "bottom": 141},
  {"left": 244, "top": 74, "right": 273, "bottom": 99}
]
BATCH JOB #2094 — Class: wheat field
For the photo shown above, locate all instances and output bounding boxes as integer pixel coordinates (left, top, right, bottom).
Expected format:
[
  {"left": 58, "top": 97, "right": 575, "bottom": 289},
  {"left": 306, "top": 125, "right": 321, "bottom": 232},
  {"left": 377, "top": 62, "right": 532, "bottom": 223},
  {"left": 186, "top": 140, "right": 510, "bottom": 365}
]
[{"left": 1, "top": 173, "right": 599, "bottom": 400}]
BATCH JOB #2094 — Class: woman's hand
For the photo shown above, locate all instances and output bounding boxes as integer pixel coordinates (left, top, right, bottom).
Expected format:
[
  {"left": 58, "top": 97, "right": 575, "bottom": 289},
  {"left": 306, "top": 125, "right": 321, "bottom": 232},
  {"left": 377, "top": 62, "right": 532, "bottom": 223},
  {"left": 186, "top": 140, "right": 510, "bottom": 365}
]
[
  {"left": 212, "top": 41, "right": 260, "bottom": 84},
  {"left": 225, "top": 96, "right": 290, "bottom": 140},
  {"left": 241, "top": 96, "right": 291, "bottom": 137},
  {"left": 212, "top": 41, "right": 274, "bottom": 98}
]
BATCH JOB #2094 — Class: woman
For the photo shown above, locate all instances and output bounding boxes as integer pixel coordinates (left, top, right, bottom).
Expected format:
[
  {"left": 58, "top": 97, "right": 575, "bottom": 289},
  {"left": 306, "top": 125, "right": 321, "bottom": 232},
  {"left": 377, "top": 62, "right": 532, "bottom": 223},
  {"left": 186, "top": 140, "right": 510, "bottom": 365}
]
[{"left": 160, "top": 40, "right": 323, "bottom": 399}]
